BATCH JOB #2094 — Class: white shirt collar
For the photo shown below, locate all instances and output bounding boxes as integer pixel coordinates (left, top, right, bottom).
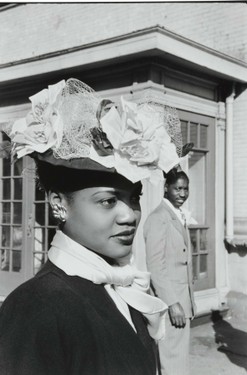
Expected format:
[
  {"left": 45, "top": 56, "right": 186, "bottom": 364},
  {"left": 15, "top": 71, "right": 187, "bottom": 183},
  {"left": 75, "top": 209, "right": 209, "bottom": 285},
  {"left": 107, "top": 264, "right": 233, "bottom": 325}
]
[
  {"left": 163, "top": 198, "right": 185, "bottom": 225},
  {"left": 163, "top": 198, "right": 197, "bottom": 226}
]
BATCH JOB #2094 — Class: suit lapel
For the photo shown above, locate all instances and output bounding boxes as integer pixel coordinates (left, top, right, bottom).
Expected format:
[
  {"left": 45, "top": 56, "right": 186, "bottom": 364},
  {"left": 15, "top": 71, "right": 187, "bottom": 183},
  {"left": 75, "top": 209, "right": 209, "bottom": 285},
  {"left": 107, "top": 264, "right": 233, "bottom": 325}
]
[{"left": 161, "top": 200, "right": 188, "bottom": 247}]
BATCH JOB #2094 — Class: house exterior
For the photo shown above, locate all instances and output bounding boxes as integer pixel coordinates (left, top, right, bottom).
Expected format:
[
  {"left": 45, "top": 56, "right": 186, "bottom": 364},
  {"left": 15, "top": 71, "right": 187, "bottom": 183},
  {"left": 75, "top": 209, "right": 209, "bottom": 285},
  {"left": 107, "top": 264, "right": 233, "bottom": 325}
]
[{"left": 0, "top": 2, "right": 246, "bottom": 317}]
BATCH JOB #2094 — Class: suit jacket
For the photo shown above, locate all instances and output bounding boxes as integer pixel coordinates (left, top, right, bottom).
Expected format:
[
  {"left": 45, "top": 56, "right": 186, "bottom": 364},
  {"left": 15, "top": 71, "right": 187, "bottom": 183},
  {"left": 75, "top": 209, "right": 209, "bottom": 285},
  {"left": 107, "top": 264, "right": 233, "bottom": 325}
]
[
  {"left": 0, "top": 260, "right": 157, "bottom": 375},
  {"left": 144, "top": 200, "right": 196, "bottom": 318}
]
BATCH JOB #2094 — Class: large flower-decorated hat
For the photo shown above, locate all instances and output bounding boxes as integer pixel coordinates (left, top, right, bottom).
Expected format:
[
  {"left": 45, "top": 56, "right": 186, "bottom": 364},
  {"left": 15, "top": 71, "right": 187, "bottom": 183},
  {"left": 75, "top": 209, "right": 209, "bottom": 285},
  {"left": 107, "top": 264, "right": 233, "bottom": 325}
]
[{"left": 2, "top": 78, "right": 186, "bottom": 184}]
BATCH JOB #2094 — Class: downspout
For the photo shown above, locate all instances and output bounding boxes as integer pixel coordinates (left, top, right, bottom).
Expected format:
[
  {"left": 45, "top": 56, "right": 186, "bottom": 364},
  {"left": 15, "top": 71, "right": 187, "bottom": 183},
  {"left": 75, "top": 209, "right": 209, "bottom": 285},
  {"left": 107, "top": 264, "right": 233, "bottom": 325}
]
[{"left": 225, "top": 85, "right": 235, "bottom": 241}]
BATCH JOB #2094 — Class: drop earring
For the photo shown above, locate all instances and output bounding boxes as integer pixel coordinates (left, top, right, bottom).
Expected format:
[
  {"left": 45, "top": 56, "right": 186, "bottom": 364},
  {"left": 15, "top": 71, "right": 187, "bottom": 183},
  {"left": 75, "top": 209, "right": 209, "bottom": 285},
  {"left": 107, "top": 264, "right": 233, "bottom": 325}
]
[{"left": 52, "top": 203, "right": 67, "bottom": 223}]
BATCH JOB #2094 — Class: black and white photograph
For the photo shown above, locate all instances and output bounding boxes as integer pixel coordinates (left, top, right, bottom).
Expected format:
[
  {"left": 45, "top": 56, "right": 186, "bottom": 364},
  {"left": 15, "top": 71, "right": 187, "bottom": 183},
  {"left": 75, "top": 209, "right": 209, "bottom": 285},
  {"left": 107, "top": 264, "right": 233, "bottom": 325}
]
[{"left": 0, "top": 1, "right": 246, "bottom": 374}]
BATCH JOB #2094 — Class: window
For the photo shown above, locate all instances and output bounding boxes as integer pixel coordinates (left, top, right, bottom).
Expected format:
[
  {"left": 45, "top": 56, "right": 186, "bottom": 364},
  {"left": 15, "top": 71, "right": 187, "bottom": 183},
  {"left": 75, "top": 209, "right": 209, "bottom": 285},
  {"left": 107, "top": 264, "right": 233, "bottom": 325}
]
[
  {"left": 33, "top": 184, "right": 56, "bottom": 275},
  {"left": 0, "top": 150, "right": 23, "bottom": 273},
  {"left": 0, "top": 133, "right": 25, "bottom": 295},
  {"left": 178, "top": 110, "right": 215, "bottom": 291},
  {"left": 0, "top": 132, "right": 57, "bottom": 295}
]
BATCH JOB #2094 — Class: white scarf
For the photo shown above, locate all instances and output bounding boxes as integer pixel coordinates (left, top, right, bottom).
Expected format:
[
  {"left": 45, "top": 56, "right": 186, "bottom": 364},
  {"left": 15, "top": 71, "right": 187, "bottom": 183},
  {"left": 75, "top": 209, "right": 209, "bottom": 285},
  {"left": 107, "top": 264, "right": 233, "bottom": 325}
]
[{"left": 48, "top": 230, "right": 167, "bottom": 340}]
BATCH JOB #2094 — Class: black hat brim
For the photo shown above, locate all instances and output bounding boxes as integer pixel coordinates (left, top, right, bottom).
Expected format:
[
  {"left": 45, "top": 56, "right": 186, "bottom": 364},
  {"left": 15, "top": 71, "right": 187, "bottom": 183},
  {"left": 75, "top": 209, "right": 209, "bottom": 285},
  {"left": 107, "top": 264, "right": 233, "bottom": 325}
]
[{"left": 30, "top": 149, "right": 116, "bottom": 174}]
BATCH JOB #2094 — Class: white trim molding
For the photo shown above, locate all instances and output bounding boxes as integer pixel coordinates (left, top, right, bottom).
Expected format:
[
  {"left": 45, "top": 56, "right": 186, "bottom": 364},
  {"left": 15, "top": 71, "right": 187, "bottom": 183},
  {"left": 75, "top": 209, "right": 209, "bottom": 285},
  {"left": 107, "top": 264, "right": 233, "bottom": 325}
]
[
  {"left": 0, "top": 27, "right": 247, "bottom": 83},
  {"left": 225, "top": 91, "right": 235, "bottom": 241},
  {"left": 194, "top": 287, "right": 229, "bottom": 316},
  {"left": 0, "top": 81, "right": 220, "bottom": 125},
  {"left": 215, "top": 102, "right": 229, "bottom": 295},
  {"left": 99, "top": 81, "right": 220, "bottom": 117},
  {"left": 0, "top": 103, "right": 30, "bottom": 124}
]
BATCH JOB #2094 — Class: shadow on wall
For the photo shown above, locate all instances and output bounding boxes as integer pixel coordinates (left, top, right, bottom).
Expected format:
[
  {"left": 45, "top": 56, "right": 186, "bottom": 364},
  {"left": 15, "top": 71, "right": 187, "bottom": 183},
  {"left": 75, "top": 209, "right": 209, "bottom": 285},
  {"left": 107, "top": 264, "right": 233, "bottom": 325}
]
[
  {"left": 211, "top": 310, "right": 247, "bottom": 371},
  {"left": 224, "top": 239, "right": 247, "bottom": 257}
]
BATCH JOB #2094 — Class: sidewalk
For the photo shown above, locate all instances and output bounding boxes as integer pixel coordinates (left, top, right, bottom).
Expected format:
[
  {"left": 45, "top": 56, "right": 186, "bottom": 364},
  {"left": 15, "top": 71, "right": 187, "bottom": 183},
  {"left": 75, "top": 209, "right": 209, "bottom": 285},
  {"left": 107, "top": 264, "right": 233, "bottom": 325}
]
[{"left": 190, "top": 292, "right": 247, "bottom": 375}]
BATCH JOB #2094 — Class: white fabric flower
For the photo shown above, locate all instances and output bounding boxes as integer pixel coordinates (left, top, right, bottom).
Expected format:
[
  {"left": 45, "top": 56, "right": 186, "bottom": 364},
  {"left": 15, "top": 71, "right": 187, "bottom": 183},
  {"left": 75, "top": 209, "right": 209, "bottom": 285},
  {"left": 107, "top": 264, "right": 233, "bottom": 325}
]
[
  {"left": 10, "top": 80, "right": 65, "bottom": 158},
  {"left": 97, "top": 97, "right": 180, "bottom": 183}
]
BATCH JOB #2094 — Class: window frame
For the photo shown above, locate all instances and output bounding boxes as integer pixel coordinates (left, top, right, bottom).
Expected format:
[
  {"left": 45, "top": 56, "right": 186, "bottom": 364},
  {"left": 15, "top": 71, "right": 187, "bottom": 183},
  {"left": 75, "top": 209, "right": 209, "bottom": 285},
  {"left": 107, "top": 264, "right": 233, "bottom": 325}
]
[{"left": 178, "top": 109, "right": 216, "bottom": 291}]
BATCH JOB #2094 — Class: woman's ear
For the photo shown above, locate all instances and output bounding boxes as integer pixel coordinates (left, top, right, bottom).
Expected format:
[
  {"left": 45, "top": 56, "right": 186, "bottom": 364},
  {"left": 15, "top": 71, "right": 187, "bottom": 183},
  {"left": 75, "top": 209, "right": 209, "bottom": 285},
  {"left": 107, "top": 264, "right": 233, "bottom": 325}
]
[
  {"left": 48, "top": 191, "right": 67, "bottom": 208},
  {"left": 48, "top": 191, "right": 68, "bottom": 224},
  {"left": 48, "top": 191, "right": 60, "bottom": 207}
]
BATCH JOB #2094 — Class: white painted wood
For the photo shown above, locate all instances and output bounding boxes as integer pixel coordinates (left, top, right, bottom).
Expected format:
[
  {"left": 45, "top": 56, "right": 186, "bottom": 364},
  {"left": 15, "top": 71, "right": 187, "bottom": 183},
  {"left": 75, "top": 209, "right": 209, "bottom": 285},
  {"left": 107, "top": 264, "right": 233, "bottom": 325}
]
[
  {"left": 1, "top": 28, "right": 246, "bottom": 82},
  {"left": 225, "top": 93, "right": 235, "bottom": 240}
]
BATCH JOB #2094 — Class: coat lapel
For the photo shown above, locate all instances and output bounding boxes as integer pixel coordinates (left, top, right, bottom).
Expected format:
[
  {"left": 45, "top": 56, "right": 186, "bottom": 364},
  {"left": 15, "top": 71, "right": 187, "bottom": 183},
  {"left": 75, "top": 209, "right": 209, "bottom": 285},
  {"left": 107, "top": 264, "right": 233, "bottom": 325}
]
[{"left": 161, "top": 200, "right": 188, "bottom": 247}]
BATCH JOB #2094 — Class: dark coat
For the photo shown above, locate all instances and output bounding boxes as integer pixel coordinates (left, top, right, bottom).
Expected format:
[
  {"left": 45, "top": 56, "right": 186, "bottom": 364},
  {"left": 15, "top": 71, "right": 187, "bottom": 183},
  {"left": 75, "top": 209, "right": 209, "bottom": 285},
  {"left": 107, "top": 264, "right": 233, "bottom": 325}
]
[{"left": 0, "top": 260, "right": 157, "bottom": 375}]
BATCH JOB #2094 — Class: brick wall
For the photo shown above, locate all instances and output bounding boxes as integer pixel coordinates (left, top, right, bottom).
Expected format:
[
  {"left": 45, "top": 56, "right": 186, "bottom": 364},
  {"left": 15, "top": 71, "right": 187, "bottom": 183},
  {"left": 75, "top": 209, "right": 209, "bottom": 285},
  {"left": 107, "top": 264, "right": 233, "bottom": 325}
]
[{"left": 1, "top": 3, "right": 247, "bottom": 64}]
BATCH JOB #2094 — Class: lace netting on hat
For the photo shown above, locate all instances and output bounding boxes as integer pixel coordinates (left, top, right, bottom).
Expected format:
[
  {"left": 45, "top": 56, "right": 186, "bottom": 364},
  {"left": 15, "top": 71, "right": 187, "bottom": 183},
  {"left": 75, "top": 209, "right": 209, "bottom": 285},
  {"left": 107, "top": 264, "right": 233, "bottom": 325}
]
[
  {"left": 53, "top": 78, "right": 100, "bottom": 160},
  {"left": 161, "top": 104, "right": 183, "bottom": 157},
  {"left": 134, "top": 92, "right": 183, "bottom": 157}
]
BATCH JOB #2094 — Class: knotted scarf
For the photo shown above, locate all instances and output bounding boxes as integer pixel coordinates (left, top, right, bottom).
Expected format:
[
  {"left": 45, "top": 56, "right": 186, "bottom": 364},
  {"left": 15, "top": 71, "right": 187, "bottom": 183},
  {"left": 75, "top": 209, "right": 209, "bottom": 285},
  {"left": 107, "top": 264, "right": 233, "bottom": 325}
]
[{"left": 48, "top": 230, "right": 167, "bottom": 340}]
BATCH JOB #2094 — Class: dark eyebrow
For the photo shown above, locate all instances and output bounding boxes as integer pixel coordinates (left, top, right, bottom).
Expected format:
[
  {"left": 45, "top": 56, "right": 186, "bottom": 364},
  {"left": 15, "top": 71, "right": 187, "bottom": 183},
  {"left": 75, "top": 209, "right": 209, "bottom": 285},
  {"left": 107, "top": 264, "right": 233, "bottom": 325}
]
[
  {"left": 91, "top": 189, "right": 116, "bottom": 197},
  {"left": 91, "top": 184, "right": 143, "bottom": 197}
]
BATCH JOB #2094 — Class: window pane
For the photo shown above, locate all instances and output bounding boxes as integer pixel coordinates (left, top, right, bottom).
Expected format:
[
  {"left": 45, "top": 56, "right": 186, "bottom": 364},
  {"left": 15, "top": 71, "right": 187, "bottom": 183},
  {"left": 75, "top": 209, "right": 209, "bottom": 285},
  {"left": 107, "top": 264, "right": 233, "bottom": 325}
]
[
  {"left": 34, "top": 227, "right": 45, "bottom": 252},
  {"left": 13, "top": 203, "right": 22, "bottom": 224},
  {"left": 188, "top": 152, "right": 206, "bottom": 224},
  {"left": 13, "top": 159, "right": 23, "bottom": 176},
  {"left": 2, "top": 226, "right": 10, "bottom": 247},
  {"left": 200, "top": 254, "right": 207, "bottom": 274},
  {"left": 2, "top": 202, "right": 11, "bottom": 223},
  {"left": 14, "top": 178, "right": 22, "bottom": 199},
  {"left": 35, "top": 186, "right": 46, "bottom": 201},
  {"left": 3, "top": 159, "right": 11, "bottom": 177},
  {"left": 190, "top": 229, "right": 197, "bottom": 253},
  {"left": 190, "top": 122, "right": 198, "bottom": 147},
  {"left": 1, "top": 249, "right": 9, "bottom": 271},
  {"left": 180, "top": 120, "right": 188, "bottom": 144},
  {"left": 3, "top": 179, "right": 11, "bottom": 199},
  {"left": 200, "top": 125, "right": 208, "bottom": 148},
  {"left": 13, "top": 226, "right": 22, "bottom": 248},
  {"left": 35, "top": 203, "right": 46, "bottom": 226},
  {"left": 200, "top": 229, "right": 208, "bottom": 250},
  {"left": 192, "top": 255, "right": 198, "bottom": 280},
  {"left": 12, "top": 250, "right": 21, "bottom": 272}
]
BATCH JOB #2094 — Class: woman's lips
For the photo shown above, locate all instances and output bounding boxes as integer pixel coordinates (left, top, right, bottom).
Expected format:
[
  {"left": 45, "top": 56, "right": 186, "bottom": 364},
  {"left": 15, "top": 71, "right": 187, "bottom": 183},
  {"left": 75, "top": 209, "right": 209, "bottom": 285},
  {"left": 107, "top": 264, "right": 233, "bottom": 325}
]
[{"left": 112, "top": 230, "right": 135, "bottom": 244}]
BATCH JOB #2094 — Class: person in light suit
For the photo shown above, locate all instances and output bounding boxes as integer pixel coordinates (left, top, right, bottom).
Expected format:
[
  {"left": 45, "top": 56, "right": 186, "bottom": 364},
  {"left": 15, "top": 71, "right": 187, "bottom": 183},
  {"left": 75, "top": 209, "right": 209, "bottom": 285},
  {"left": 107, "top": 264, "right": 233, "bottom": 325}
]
[{"left": 144, "top": 168, "right": 196, "bottom": 375}]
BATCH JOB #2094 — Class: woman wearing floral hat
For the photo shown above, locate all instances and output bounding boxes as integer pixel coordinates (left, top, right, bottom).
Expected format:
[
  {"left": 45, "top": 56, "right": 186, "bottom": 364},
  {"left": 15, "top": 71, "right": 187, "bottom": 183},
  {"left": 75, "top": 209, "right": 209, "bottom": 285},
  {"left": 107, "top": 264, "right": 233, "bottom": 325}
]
[{"left": 0, "top": 79, "right": 182, "bottom": 375}]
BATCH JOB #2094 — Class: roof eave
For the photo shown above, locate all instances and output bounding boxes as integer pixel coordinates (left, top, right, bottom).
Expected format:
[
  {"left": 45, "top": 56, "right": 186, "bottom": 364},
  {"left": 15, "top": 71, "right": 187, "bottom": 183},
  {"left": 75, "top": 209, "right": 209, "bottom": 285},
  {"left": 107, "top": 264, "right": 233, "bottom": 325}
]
[{"left": 0, "top": 26, "right": 246, "bottom": 84}]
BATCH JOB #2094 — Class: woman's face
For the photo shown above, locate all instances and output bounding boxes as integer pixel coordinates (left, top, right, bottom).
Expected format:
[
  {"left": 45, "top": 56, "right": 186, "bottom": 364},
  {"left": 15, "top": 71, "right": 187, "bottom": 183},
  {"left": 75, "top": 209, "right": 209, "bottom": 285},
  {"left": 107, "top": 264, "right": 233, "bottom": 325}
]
[{"left": 60, "top": 180, "right": 142, "bottom": 260}]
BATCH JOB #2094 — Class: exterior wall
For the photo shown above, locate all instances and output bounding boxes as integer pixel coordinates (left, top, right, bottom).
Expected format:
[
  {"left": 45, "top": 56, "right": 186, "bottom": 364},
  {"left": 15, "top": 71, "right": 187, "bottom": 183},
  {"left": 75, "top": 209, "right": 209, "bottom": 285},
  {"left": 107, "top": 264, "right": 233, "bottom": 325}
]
[
  {"left": 233, "top": 89, "right": 247, "bottom": 223},
  {"left": 228, "top": 252, "right": 247, "bottom": 294},
  {"left": 1, "top": 3, "right": 247, "bottom": 65},
  {"left": 229, "top": 88, "right": 247, "bottom": 294}
]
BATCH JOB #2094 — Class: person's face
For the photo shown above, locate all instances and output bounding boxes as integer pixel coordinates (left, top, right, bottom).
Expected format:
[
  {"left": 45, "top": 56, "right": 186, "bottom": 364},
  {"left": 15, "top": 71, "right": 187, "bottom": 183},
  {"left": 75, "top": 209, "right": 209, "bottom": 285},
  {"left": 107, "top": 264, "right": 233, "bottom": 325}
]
[
  {"left": 165, "top": 177, "right": 189, "bottom": 209},
  {"left": 58, "top": 180, "right": 142, "bottom": 260}
]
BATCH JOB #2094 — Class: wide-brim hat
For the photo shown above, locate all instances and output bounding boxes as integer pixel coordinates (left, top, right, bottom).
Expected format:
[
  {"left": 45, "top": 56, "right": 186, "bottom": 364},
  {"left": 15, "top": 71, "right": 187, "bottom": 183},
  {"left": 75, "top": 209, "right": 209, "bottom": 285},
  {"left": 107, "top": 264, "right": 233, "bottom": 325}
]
[
  {"left": 3, "top": 78, "right": 183, "bottom": 184},
  {"left": 31, "top": 149, "right": 115, "bottom": 173}
]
